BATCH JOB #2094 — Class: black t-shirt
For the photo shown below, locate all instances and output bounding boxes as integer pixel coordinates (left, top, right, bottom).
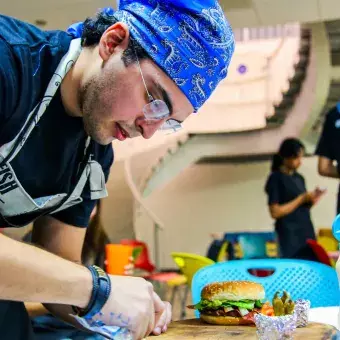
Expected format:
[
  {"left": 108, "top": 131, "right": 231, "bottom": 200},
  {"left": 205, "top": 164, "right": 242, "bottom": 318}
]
[
  {"left": 315, "top": 106, "right": 340, "bottom": 171},
  {"left": 264, "top": 171, "right": 314, "bottom": 231},
  {"left": 0, "top": 15, "right": 114, "bottom": 227}
]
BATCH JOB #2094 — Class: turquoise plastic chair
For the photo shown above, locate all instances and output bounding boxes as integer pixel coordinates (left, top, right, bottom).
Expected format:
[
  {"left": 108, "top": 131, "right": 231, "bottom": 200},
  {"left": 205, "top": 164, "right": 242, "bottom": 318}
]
[
  {"left": 238, "top": 234, "right": 268, "bottom": 259},
  {"left": 332, "top": 214, "right": 340, "bottom": 242},
  {"left": 192, "top": 259, "right": 340, "bottom": 317}
]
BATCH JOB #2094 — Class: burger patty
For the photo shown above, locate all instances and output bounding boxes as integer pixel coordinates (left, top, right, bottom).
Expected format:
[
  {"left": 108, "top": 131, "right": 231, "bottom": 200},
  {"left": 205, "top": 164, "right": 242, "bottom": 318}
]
[{"left": 200, "top": 309, "right": 242, "bottom": 317}]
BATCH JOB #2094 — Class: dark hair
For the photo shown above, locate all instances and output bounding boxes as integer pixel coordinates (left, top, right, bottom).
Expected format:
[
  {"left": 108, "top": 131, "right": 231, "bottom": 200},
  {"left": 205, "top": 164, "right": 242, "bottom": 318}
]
[
  {"left": 271, "top": 138, "right": 305, "bottom": 172},
  {"left": 81, "top": 9, "right": 149, "bottom": 66}
]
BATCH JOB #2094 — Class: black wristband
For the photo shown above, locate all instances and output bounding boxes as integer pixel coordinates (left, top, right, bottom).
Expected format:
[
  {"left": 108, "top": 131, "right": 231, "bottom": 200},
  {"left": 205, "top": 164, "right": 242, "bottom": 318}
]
[{"left": 72, "top": 265, "right": 111, "bottom": 319}]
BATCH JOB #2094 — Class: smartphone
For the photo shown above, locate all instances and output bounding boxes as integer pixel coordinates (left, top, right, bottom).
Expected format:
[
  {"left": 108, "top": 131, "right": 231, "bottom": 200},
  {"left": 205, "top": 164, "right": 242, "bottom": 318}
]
[{"left": 316, "top": 186, "right": 327, "bottom": 194}]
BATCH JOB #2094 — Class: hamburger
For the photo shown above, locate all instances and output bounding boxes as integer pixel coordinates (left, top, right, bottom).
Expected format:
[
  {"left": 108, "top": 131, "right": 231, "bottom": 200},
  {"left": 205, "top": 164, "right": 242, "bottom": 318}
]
[{"left": 189, "top": 281, "right": 265, "bottom": 325}]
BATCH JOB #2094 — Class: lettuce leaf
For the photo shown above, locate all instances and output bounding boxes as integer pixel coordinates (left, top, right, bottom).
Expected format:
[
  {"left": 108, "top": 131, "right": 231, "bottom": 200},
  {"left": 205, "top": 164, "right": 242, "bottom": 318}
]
[
  {"left": 226, "top": 301, "right": 254, "bottom": 309},
  {"left": 194, "top": 299, "right": 263, "bottom": 311}
]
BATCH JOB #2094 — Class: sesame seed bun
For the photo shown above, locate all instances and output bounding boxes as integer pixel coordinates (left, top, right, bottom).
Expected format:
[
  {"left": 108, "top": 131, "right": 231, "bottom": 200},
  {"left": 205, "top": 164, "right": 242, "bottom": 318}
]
[{"left": 201, "top": 281, "right": 265, "bottom": 301}]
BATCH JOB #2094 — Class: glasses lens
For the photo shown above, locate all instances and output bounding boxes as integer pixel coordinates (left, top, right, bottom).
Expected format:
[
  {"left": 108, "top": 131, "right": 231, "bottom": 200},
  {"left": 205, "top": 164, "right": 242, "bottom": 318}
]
[
  {"left": 159, "top": 119, "right": 182, "bottom": 132},
  {"left": 143, "top": 100, "right": 170, "bottom": 120}
]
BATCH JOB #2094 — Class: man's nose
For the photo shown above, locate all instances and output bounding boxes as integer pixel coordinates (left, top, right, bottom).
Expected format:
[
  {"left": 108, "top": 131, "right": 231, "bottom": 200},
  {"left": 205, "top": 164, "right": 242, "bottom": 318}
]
[{"left": 136, "top": 118, "right": 165, "bottom": 139}]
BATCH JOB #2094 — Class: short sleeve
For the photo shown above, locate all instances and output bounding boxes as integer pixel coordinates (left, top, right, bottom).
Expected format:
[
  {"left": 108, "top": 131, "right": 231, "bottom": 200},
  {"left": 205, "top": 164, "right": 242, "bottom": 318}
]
[
  {"left": 51, "top": 145, "right": 114, "bottom": 227},
  {"left": 299, "top": 174, "right": 307, "bottom": 192},
  {"left": 315, "top": 110, "right": 335, "bottom": 160},
  {"left": 265, "top": 172, "right": 281, "bottom": 205}
]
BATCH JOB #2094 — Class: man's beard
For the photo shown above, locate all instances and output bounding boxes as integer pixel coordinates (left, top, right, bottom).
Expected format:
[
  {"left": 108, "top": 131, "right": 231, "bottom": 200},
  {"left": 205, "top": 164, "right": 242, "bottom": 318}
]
[
  {"left": 83, "top": 110, "right": 112, "bottom": 145},
  {"left": 79, "top": 78, "right": 114, "bottom": 145},
  {"left": 78, "top": 73, "right": 142, "bottom": 144}
]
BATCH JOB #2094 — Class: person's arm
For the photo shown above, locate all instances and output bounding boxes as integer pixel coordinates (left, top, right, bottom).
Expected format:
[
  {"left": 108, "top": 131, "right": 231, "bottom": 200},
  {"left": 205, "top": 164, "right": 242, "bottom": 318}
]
[
  {"left": 0, "top": 233, "right": 92, "bottom": 307},
  {"left": 269, "top": 194, "right": 309, "bottom": 219},
  {"left": 24, "top": 302, "right": 49, "bottom": 318},
  {"left": 265, "top": 172, "right": 312, "bottom": 220},
  {"left": 315, "top": 110, "right": 338, "bottom": 178},
  {"left": 30, "top": 215, "right": 133, "bottom": 324},
  {"left": 0, "top": 224, "right": 170, "bottom": 339},
  {"left": 22, "top": 215, "right": 87, "bottom": 319},
  {"left": 318, "top": 156, "right": 339, "bottom": 179},
  {"left": 31, "top": 215, "right": 87, "bottom": 325},
  {"left": 31, "top": 216, "right": 171, "bottom": 338}
]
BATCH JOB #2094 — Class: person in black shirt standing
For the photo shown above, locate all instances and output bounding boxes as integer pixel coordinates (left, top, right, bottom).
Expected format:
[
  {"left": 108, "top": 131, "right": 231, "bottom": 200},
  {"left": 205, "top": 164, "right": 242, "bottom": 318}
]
[
  {"left": 265, "top": 138, "right": 325, "bottom": 258},
  {"left": 316, "top": 104, "right": 340, "bottom": 214}
]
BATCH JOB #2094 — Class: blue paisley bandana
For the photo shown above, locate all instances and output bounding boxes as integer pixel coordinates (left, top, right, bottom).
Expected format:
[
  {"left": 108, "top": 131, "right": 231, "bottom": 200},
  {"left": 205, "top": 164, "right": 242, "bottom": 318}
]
[{"left": 68, "top": 0, "right": 235, "bottom": 112}]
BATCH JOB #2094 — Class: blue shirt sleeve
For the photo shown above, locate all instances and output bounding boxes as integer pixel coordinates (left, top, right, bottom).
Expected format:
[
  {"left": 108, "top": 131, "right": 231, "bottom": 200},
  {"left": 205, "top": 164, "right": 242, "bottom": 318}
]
[
  {"left": 265, "top": 172, "right": 281, "bottom": 205},
  {"left": 51, "top": 145, "right": 114, "bottom": 227}
]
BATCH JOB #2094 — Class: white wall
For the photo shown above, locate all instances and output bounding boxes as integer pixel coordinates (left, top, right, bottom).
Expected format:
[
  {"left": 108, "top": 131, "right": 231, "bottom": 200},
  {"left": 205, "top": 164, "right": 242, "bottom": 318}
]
[{"left": 135, "top": 157, "right": 338, "bottom": 268}]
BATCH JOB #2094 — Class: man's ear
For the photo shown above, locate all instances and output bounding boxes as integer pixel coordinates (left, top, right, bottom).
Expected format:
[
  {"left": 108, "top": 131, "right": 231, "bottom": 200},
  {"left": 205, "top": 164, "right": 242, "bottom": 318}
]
[{"left": 98, "top": 22, "right": 130, "bottom": 61}]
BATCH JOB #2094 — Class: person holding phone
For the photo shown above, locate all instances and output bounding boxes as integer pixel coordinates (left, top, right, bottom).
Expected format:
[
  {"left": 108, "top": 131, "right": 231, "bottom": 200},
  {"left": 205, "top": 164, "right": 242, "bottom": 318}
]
[{"left": 265, "top": 138, "right": 326, "bottom": 259}]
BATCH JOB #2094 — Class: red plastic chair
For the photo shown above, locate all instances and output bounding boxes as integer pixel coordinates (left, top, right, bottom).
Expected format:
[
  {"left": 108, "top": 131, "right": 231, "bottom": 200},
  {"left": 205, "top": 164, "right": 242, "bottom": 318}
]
[
  {"left": 119, "top": 239, "right": 182, "bottom": 281},
  {"left": 306, "top": 239, "right": 333, "bottom": 267},
  {"left": 120, "top": 239, "right": 156, "bottom": 272}
]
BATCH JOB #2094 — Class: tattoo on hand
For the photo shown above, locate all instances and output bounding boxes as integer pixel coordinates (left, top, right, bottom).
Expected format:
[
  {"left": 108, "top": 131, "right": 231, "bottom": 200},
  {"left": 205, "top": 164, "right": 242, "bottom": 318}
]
[{"left": 86, "top": 311, "right": 131, "bottom": 328}]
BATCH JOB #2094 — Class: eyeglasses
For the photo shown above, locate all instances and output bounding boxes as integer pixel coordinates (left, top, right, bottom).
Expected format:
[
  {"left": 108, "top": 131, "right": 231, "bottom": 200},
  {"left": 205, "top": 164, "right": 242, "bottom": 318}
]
[{"left": 134, "top": 51, "right": 182, "bottom": 133}]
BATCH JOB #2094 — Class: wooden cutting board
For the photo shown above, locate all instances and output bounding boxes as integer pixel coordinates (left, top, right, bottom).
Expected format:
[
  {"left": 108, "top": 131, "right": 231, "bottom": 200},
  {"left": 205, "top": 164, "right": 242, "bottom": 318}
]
[{"left": 150, "top": 319, "right": 339, "bottom": 339}]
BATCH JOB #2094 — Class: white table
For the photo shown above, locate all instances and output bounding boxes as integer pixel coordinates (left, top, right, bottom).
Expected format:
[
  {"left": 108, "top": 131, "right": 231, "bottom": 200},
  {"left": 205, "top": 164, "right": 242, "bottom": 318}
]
[{"left": 309, "top": 307, "right": 340, "bottom": 330}]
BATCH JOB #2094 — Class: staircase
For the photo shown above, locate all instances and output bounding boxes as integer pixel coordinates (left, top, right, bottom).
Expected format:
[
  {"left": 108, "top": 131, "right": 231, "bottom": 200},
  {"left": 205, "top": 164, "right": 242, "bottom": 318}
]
[
  {"left": 137, "top": 25, "right": 314, "bottom": 197},
  {"left": 266, "top": 28, "right": 311, "bottom": 126}
]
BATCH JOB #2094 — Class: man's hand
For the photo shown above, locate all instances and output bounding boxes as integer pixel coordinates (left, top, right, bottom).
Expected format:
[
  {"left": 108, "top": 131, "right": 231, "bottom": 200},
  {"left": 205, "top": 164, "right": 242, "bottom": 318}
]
[
  {"left": 32, "top": 216, "right": 172, "bottom": 339},
  {"left": 92, "top": 275, "right": 172, "bottom": 340},
  {"left": 152, "top": 294, "right": 172, "bottom": 336}
]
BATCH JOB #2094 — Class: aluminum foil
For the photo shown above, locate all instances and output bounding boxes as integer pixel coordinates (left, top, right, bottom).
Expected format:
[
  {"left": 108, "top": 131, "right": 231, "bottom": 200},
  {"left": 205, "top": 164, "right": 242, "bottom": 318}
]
[
  {"left": 294, "top": 299, "right": 310, "bottom": 328},
  {"left": 254, "top": 313, "right": 297, "bottom": 340},
  {"left": 70, "top": 315, "right": 133, "bottom": 340}
]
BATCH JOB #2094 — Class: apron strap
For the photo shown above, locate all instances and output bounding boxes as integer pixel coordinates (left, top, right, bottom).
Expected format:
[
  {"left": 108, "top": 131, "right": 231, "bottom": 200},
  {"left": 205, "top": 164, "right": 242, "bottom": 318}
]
[{"left": 0, "top": 39, "right": 82, "bottom": 163}]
